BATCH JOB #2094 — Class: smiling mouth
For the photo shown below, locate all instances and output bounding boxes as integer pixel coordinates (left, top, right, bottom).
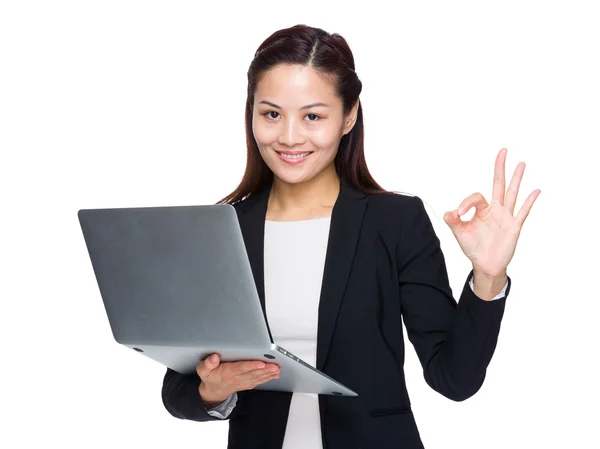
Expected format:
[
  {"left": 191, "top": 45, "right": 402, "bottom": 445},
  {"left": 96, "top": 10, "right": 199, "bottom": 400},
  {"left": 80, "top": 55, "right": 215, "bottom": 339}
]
[
  {"left": 275, "top": 151, "right": 314, "bottom": 156},
  {"left": 275, "top": 150, "right": 314, "bottom": 163}
]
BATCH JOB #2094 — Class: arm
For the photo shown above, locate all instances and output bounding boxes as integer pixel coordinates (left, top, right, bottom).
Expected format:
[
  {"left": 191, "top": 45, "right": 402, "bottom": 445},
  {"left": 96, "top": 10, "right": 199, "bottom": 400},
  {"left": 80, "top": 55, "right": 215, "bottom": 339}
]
[
  {"left": 161, "top": 367, "right": 238, "bottom": 421},
  {"left": 397, "top": 196, "right": 511, "bottom": 402}
]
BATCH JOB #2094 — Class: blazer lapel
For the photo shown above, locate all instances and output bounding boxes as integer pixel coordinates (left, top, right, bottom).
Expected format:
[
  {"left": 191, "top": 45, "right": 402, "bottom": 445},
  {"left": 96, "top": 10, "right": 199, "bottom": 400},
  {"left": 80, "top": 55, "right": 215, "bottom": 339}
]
[
  {"left": 315, "top": 182, "right": 367, "bottom": 371},
  {"left": 235, "top": 179, "right": 368, "bottom": 371}
]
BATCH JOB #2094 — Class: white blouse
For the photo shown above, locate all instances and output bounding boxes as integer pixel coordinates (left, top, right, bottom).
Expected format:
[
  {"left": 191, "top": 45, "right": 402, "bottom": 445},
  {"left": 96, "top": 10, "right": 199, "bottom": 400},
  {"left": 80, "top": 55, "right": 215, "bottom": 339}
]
[{"left": 262, "top": 215, "right": 333, "bottom": 449}]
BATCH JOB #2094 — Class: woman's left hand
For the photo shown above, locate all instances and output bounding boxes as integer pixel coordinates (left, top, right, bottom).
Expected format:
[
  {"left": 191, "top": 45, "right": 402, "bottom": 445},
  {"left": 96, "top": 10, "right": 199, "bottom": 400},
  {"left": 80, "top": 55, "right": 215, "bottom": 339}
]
[{"left": 443, "top": 148, "right": 541, "bottom": 278}]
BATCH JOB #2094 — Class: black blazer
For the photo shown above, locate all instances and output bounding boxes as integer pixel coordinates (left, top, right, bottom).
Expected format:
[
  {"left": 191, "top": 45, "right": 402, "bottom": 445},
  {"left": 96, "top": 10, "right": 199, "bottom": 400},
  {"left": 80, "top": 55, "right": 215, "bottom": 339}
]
[{"left": 162, "top": 180, "right": 511, "bottom": 449}]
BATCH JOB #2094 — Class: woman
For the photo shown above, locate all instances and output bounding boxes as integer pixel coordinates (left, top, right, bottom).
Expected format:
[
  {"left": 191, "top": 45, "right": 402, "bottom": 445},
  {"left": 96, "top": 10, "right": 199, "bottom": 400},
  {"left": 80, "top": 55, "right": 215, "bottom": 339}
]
[{"left": 161, "top": 24, "right": 540, "bottom": 449}]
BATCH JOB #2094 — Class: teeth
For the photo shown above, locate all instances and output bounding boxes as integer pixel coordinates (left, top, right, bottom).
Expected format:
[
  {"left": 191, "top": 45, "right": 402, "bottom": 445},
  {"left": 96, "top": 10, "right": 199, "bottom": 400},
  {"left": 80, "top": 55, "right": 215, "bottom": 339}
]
[{"left": 280, "top": 152, "right": 310, "bottom": 159}]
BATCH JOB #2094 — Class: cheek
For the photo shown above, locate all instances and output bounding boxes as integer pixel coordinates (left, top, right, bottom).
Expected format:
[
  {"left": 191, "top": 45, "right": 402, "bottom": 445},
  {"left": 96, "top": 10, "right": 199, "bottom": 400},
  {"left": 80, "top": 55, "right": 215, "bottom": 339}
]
[
  {"left": 309, "top": 125, "right": 342, "bottom": 151},
  {"left": 252, "top": 120, "right": 277, "bottom": 146}
]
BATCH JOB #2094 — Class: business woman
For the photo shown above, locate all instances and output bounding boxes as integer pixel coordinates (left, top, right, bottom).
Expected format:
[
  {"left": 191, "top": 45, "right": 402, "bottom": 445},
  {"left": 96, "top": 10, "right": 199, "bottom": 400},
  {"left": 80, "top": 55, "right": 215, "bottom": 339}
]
[{"left": 161, "top": 24, "right": 540, "bottom": 449}]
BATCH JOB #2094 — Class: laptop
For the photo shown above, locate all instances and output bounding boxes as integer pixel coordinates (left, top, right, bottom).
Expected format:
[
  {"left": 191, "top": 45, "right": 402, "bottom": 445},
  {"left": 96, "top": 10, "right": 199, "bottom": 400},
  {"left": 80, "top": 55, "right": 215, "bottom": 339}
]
[{"left": 78, "top": 204, "right": 358, "bottom": 397}]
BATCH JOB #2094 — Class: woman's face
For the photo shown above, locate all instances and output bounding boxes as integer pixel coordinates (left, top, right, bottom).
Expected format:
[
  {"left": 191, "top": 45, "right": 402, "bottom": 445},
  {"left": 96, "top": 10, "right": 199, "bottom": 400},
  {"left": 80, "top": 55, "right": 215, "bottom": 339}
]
[{"left": 252, "top": 64, "right": 358, "bottom": 185}]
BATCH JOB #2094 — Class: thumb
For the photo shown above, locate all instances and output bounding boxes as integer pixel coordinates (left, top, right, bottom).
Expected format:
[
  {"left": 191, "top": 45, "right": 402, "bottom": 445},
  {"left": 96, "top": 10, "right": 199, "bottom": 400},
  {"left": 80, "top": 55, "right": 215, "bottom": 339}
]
[
  {"left": 443, "top": 209, "right": 462, "bottom": 232},
  {"left": 208, "top": 353, "right": 220, "bottom": 367},
  {"left": 200, "top": 353, "right": 220, "bottom": 376}
]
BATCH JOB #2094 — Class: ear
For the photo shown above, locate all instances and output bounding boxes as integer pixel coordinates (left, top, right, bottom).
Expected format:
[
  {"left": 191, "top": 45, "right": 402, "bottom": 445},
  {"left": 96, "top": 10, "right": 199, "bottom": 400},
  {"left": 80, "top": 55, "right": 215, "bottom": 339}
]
[{"left": 342, "top": 99, "right": 360, "bottom": 136}]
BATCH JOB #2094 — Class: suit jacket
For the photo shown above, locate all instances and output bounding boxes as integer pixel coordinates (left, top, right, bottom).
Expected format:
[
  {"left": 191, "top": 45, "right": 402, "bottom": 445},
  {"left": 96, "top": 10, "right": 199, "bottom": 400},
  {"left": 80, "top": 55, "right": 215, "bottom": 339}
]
[{"left": 162, "top": 179, "right": 511, "bottom": 449}]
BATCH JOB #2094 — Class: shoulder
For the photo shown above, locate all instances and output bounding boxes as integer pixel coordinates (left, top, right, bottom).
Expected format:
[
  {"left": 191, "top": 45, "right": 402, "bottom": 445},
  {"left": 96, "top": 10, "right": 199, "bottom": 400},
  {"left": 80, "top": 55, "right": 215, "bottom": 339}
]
[
  {"left": 364, "top": 191, "right": 438, "bottom": 248},
  {"left": 231, "top": 193, "right": 259, "bottom": 214},
  {"left": 365, "top": 190, "right": 426, "bottom": 221}
]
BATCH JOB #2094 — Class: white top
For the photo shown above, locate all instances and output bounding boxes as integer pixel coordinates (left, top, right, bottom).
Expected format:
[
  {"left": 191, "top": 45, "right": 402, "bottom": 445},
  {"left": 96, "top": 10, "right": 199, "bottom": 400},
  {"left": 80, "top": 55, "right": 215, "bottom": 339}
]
[
  {"left": 205, "top": 214, "right": 508, "bottom": 447},
  {"left": 263, "top": 215, "right": 332, "bottom": 449}
]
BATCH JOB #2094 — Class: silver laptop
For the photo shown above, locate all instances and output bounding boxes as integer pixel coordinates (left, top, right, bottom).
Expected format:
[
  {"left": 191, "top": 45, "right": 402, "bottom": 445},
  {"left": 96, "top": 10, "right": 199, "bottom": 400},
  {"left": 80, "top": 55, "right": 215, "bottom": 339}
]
[{"left": 78, "top": 204, "right": 358, "bottom": 397}]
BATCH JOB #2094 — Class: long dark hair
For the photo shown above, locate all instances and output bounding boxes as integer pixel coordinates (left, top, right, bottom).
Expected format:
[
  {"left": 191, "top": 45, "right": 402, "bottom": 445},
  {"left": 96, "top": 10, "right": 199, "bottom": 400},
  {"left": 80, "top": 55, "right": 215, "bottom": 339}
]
[{"left": 216, "top": 24, "right": 394, "bottom": 205}]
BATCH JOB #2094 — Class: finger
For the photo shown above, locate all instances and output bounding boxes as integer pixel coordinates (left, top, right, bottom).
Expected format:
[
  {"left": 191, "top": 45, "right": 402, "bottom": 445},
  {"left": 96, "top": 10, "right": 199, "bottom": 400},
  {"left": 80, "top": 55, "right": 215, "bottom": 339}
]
[
  {"left": 505, "top": 162, "right": 525, "bottom": 215},
  {"left": 492, "top": 148, "right": 507, "bottom": 205},
  {"left": 253, "top": 368, "right": 280, "bottom": 381},
  {"left": 443, "top": 209, "right": 465, "bottom": 234},
  {"left": 515, "top": 189, "right": 541, "bottom": 227},
  {"left": 227, "top": 366, "right": 273, "bottom": 387},
  {"left": 233, "top": 360, "right": 268, "bottom": 375},
  {"left": 234, "top": 362, "right": 279, "bottom": 381},
  {"left": 457, "top": 192, "right": 489, "bottom": 216},
  {"left": 250, "top": 371, "right": 280, "bottom": 389},
  {"left": 239, "top": 364, "right": 280, "bottom": 383},
  {"left": 238, "top": 371, "right": 278, "bottom": 391},
  {"left": 263, "top": 364, "right": 280, "bottom": 375},
  {"left": 197, "top": 353, "right": 220, "bottom": 378}
]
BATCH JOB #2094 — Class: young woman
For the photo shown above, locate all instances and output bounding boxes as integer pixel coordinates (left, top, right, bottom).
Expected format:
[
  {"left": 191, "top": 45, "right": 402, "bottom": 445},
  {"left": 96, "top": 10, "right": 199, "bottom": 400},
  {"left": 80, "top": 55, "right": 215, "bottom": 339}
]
[{"left": 161, "top": 24, "right": 540, "bottom": 449}]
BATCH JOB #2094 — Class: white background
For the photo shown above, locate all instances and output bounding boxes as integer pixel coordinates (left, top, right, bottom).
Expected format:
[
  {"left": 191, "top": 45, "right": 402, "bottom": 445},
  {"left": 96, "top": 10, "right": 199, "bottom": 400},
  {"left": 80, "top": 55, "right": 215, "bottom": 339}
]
[{"left": 1, "top": 1, "right": 598, "bottom": 448}]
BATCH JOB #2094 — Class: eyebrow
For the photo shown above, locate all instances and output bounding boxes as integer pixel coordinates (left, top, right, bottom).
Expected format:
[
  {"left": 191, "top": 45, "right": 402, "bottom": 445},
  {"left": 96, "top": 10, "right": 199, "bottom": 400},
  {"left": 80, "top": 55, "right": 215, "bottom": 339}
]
[{"left": 258, "top": 100, "right": 329, "bottom": 110}]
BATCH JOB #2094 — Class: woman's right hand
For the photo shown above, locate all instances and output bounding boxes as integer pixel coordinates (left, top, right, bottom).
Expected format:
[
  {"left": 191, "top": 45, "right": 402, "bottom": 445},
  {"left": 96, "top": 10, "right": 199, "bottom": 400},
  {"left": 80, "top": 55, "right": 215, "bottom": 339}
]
[{"left": 196, "top": 353, "right": 280, "bottom": 407}]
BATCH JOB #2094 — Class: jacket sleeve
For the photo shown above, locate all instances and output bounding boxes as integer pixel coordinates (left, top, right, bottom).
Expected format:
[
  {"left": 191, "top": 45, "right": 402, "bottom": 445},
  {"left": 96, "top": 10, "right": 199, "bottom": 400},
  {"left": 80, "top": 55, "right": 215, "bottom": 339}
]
[
  {"left": 397, "top": 196, "right": 511, "bottom": 402},
  {"left": 161, "top": 367, "right": 239, "bottom": 421}
]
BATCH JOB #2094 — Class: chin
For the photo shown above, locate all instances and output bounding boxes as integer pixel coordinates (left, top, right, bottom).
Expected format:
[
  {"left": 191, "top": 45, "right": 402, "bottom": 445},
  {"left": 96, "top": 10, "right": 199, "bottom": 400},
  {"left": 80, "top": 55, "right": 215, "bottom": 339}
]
[{"left": 271, "top": 171, "right": 312, "bottom": 185}]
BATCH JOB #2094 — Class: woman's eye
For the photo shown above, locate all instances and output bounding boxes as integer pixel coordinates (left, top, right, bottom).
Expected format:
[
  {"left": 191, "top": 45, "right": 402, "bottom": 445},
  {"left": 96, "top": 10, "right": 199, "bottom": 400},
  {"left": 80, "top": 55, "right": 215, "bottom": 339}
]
[{"left": 263, "top": 111, "right": 320, "bottom": 122}]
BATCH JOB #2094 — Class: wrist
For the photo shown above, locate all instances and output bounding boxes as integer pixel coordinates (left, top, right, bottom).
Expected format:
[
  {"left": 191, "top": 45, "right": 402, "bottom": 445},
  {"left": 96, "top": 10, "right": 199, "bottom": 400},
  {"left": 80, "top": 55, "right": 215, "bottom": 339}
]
[
  {"left": 472, "top": 266, "right": 507, "bottom": 280},
  {"left": 471, "top": 269, "right": 508, "bottom": 301},
  {"left": 198, "top": 382, "right": 229, "bottom": 408}
]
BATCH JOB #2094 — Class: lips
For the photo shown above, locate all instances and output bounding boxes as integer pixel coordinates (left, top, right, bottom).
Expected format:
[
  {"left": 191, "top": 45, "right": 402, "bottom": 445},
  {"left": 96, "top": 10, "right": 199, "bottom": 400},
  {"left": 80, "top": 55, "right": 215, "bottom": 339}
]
[
  {"left": 275, "top": 150, "right": 314, "bottom": 164},
  {"left": 276, "top": 151, "right": 314, "bottom": 156}
]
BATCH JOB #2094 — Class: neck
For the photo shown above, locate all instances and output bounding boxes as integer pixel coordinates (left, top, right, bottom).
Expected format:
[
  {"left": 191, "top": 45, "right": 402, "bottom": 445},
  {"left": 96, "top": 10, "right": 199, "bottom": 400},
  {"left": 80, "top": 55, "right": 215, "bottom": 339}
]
[{"left": 268, "top": 166, "right": 340, "bottom": 215}]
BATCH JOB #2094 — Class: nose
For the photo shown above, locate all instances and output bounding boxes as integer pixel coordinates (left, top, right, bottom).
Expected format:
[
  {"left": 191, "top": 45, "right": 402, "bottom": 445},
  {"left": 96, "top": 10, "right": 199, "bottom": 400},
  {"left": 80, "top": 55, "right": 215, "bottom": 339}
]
[{"left": 277, "top": 117, "right": 305, "bottom": 147}]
